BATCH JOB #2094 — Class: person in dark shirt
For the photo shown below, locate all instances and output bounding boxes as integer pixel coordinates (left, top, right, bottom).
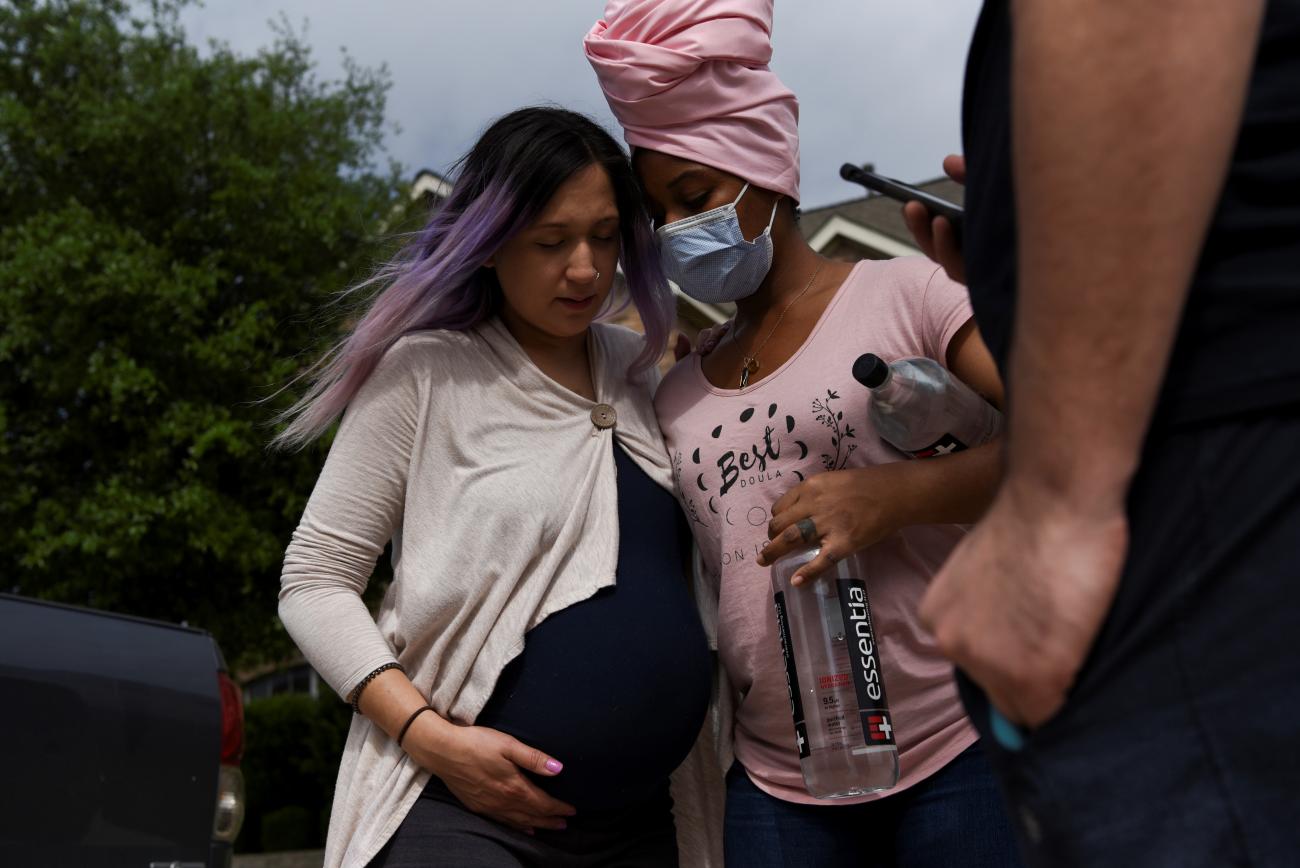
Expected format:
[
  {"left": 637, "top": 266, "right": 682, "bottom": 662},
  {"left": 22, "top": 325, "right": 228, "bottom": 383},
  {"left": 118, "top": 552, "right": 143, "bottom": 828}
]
[{"left": 904, "top": 2, "right": 1300, "bottom": 866}]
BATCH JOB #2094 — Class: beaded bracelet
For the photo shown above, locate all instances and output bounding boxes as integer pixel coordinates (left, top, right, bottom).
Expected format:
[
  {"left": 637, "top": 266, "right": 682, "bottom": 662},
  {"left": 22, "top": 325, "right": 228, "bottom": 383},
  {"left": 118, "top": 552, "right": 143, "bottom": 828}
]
[{"left": 349, "top": 661, "right": 405, "bottom": 714}]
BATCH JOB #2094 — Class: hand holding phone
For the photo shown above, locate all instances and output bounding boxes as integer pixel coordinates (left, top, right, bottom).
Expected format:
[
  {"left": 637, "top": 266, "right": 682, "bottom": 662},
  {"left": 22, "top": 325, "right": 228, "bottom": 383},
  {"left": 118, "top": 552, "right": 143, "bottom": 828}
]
[
  {"left": 841, "top": 160, "right": 966, "bottom": 284},
  {"left": 839, "top": 163, "right": 964, "bottom": 228}
]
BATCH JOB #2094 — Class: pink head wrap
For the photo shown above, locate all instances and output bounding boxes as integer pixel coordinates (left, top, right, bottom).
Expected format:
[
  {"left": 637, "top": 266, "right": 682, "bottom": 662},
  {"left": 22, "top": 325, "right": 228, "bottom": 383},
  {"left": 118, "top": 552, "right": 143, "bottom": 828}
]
[{"left": 585, "top": 0, "right": 801, "bottom": 202}]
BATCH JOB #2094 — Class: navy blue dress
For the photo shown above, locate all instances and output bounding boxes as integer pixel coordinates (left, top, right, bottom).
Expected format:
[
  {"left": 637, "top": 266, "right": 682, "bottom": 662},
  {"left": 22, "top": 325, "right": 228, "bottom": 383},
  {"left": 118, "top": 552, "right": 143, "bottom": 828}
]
[{"left": 474, "top": 445, "right": 712, "bottom": 811}]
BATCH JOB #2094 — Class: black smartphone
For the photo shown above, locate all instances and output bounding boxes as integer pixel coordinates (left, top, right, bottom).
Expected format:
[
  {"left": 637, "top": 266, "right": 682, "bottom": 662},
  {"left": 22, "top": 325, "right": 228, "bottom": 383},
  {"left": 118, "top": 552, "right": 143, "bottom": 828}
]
[{"left": 839, "top": 163, "right": 964, "bottom": 230}]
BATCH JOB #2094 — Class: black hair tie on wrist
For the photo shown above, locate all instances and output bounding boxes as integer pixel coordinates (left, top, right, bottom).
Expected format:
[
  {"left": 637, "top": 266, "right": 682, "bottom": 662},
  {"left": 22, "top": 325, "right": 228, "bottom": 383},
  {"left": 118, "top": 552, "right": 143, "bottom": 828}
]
[{"left": 397, "top": 705, "right": 436, "bottom": 748}]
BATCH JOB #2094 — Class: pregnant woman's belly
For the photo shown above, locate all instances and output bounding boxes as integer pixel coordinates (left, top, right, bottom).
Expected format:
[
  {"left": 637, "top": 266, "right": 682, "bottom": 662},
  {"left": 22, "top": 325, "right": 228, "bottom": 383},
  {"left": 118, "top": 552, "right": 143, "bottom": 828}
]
[{"left": 474, "top": 446, "right": 711, "bottom": 811}]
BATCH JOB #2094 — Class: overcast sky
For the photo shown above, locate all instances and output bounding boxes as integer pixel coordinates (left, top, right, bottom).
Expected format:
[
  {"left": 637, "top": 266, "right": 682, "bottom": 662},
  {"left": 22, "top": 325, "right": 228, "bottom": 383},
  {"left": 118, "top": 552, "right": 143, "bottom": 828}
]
[{"left": 181, "top": 1, "right": 982, "bottom": 209}]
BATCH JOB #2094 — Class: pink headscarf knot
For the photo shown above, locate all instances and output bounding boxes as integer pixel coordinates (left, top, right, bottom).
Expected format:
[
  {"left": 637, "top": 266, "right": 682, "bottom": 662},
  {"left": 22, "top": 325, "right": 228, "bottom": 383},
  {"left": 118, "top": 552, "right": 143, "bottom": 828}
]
[{"left": 585, "top": 0, "right": 801, "bottom": 201}]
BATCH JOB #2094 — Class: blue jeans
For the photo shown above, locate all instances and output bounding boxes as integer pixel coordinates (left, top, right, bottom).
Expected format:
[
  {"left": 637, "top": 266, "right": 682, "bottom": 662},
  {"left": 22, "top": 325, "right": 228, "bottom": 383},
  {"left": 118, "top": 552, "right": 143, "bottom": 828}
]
[{"left": 723, "top": 742, "right": 1023, "bottom": 868}]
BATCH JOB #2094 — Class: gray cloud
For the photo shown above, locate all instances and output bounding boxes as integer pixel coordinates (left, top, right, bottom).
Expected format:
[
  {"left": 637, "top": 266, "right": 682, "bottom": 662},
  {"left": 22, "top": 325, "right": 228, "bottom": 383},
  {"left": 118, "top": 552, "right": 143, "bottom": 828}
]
[{"left": 182, "top": 1, "right": 981, "bottom": 207}]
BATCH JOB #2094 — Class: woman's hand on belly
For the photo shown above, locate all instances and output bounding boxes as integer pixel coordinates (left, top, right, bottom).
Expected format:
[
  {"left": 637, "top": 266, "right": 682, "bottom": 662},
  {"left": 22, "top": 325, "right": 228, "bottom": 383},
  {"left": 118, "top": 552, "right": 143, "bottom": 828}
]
[{"left": 405, "top": 716, "right": 578, "bottom": 834}]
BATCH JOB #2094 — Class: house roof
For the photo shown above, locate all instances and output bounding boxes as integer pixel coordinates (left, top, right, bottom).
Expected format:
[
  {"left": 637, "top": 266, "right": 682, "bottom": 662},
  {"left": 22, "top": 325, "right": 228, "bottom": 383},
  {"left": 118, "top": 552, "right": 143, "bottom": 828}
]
[{"left": 412, "top": 168, "right": 454, "bottom": 203}]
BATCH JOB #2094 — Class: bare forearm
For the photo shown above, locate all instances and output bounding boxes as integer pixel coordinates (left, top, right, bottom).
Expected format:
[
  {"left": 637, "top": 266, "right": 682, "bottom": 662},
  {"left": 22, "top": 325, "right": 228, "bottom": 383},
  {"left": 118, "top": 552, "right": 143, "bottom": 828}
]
[
  {"left": 894, "top": 440, "right": 1004, "bottom": 528},
  {"left": 1007, "top": 0, "right": 1264, "bottom": 507},
  {"left": 761, "top": 438, "right": 1003, "bottom": 578},
  {"left": 356, "top": 669, "right": 455, "bottom": 748}
]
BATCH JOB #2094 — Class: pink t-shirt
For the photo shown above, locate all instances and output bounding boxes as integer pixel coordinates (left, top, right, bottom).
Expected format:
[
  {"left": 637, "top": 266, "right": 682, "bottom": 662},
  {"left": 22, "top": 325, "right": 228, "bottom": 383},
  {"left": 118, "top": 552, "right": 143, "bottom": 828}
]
[{"left": 655, "top": 257, "right": 979, "bottom": 804}]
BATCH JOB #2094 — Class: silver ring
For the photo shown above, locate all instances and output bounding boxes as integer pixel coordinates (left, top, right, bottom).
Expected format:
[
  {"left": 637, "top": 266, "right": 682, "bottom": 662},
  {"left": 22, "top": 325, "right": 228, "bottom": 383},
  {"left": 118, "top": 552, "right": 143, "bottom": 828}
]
[
  {"left": 595, "top": 270, "right": 601, "bottom": 281},
  {"left": 796, "top": 517, "right": 818, "bottom": 545}
]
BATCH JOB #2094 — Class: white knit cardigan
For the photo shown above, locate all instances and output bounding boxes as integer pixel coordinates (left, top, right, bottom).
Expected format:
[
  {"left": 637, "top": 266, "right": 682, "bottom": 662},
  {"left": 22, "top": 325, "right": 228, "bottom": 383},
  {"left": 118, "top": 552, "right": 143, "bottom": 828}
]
[{"left": 280, "top": 318, "right": 727, "bottom": 868}]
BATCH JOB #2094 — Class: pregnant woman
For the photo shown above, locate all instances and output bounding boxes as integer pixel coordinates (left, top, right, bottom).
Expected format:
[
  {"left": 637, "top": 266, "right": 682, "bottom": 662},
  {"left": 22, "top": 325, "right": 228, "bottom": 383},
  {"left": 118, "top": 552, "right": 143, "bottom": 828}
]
[{"left": 276, "top": 107, "right": 714, "bottom": 868}]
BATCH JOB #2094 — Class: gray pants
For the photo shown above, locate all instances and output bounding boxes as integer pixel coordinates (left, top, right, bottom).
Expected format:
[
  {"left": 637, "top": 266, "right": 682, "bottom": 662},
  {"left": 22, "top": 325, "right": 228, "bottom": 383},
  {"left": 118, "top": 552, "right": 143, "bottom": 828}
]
[{"left": 370, "top": 776, "right": 679, "bottom": 868}]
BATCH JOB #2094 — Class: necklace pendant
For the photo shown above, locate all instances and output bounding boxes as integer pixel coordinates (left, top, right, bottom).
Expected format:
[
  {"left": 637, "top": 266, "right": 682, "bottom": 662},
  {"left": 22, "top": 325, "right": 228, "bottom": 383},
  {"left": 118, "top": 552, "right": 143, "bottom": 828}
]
[{"left": 734, "top": 261, "right": 824, "bottom": 391}]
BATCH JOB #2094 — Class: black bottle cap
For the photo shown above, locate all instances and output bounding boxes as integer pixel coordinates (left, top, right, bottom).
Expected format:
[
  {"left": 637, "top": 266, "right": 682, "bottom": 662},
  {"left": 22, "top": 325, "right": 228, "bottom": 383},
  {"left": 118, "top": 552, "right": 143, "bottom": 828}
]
[{"left": 852, "top": 353, "right": 890, "bottom": 389}]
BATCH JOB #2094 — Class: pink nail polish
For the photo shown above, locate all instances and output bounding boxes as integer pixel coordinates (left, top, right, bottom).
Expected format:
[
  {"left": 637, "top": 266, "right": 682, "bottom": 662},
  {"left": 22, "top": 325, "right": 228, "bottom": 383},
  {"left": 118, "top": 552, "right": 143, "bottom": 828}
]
[{"left": 545, "top": 759, "right": 563, "bottom": 773}]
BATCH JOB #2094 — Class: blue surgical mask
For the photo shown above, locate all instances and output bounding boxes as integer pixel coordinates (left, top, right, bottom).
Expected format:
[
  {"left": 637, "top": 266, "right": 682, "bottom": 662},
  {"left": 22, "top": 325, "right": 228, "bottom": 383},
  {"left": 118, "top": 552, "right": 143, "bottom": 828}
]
[{"left": 656, "top": 183, "right": 780, "bottom": 304}]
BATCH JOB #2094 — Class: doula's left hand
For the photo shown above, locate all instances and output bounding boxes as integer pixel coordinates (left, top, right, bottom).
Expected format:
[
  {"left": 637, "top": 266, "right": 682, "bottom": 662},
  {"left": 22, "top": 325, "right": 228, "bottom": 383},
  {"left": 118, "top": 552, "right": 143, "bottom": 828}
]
[{"left": 757, "top": 465, "right": 912, "bottom": 583}]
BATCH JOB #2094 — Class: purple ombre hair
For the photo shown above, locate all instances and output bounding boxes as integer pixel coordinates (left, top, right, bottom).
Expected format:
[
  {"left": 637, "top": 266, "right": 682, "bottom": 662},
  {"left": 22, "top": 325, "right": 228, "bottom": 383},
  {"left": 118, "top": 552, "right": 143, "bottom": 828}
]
[{"left": 274, "top": 107, "right": 673, "bottom": 449}]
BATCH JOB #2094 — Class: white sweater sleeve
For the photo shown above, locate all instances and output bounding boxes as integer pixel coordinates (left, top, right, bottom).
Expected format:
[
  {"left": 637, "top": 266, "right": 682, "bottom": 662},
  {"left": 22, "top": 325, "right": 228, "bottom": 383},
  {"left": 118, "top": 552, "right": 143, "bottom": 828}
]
[{"left": 278, "top": 341, "right": 424, "bottom": 701}]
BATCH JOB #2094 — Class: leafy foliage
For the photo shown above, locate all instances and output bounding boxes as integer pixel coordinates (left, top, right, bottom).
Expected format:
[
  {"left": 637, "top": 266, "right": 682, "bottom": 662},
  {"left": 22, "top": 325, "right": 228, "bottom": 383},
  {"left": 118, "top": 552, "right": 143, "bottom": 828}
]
[
  {"left": 241, "top": 692, "right": 352, "bottom": 852},
  {"left": 0, "top": 0, "right": 407, "bottom": 666}
]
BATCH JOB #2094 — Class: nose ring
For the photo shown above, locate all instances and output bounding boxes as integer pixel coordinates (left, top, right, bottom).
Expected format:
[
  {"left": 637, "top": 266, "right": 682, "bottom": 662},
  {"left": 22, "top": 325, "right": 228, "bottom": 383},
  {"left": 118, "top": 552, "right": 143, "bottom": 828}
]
[{"left": 595, "top": 271, "right": 601, "bottom": 281}]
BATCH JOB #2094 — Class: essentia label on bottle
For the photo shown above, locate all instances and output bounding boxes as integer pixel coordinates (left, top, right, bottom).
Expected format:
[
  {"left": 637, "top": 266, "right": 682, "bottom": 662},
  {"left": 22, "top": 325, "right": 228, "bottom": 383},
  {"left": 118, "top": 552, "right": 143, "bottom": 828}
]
[
  {"left": 773, "top": 591, "right": 811, "bottom": 759},
  {"left": 836, "top": 579, "right": 896, "bottom": 749}
]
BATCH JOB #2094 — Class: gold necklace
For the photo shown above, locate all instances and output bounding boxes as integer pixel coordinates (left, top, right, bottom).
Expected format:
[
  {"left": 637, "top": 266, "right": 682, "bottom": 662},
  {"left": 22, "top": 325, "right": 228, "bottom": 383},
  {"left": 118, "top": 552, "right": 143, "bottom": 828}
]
[{"left": 739, "top": 261, "right": 825, "bottom": 389}]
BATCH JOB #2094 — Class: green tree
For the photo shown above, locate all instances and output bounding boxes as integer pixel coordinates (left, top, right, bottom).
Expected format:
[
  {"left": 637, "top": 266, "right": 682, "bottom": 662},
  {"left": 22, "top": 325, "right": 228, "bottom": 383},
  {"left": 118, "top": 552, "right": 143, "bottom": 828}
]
[
  {"left": 240, "top": 692, "right": 352, "bottom": 851},
  {"left": 0, "top": 0, "right": 407, "bottom": 667}
]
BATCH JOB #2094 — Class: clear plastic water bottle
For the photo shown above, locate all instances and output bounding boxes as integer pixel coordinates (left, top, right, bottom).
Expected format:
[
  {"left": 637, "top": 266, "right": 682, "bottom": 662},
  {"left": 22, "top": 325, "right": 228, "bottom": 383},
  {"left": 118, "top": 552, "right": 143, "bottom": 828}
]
[
  {"left": 852, "top": 354, "right": 1002, "bottom": 458},
  {"left": 771, "top": 548, "right": 899, "bottom": 798}
]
